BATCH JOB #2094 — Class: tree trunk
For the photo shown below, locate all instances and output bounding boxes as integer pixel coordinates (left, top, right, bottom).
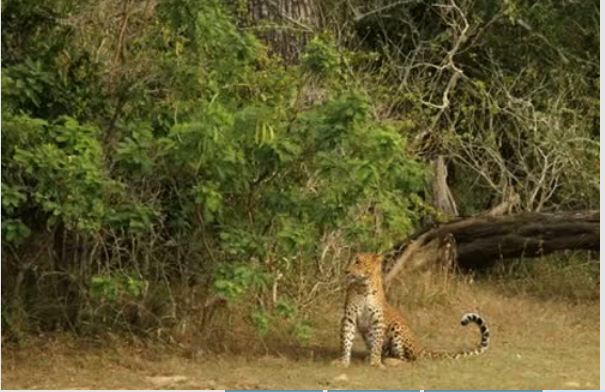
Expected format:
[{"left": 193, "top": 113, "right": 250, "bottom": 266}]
[
  {"left": 384, "top": 210, "right": 599, "bottom": 282},
  {"left": 431, "top": 155, "right": 458, "bottom": 216},
  {"left": 246, "top": 0, "right": 319, "bottom": 62}
]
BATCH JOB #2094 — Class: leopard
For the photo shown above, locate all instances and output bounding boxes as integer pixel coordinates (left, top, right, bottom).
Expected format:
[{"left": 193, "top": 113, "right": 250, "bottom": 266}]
[{"left": 335, "top": 252, "right": 490, "bottom": 368}]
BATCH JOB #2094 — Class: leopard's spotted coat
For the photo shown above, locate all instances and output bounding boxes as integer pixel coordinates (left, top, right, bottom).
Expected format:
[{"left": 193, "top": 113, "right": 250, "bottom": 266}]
[{"left": 337, "top": 253, "right": 490, "bottom": 367}]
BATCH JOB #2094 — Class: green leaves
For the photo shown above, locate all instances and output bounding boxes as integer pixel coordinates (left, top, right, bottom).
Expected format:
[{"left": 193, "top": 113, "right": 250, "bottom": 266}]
[
  {"left": 302, "top": 35, "right": 341, "bottom": 79},
  {"left": 90, "top": 274, "right": 148, "bottom": 302},
  {"left": 90, "top": 276, "right": 119, "bottom": 302},
  {"left": 115, "top": 125, "right": 155, "bottom": 174},
  {"left": 1, "top": 184, "right": 27, "bottom": 214},
  {"left": 4, "top": 114, "right": 110, "bottom": 232},
  {"left": 105, "top": 203, "right": 158, "bottom": 234},
  {"left": 2, "top": 219, "right": 31, "bottom": 244},
  {"left": 193, "top": 181, "right": 223, "bottom": 222},
  {"left": 213, "top": 263, "right": 268, "bottom": 302},
  {"left": 250, "top": 309, "right": 270, "bottom": 335},
  {"left": 281, "top": 91, "right": 426, "bottom": 250}
]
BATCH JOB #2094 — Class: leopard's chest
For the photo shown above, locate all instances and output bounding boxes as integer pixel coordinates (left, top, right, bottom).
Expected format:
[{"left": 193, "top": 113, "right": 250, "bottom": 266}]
[{"left": 350, "top": 295, "right": 383, "bottom": 334}]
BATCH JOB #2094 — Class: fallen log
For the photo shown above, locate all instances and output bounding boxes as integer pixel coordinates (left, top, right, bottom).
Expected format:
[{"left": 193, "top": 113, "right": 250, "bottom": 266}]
[{"left": 384, "top": 210, "right": 599, "bottom": 283}]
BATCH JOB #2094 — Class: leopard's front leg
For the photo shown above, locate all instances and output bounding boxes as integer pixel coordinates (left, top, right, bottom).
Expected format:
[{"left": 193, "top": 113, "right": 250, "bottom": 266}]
[
  {"left": 337, "top": 314, "right": 357, "bottom": 367},
  {"left": 367, "top": 312, "right": 385, "bottom": 368}
]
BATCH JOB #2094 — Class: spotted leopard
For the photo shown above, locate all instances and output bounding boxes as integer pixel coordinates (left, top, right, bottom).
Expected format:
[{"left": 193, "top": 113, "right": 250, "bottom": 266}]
[{"left": 336, "top": 252, "right": 490, "bottom": 367}]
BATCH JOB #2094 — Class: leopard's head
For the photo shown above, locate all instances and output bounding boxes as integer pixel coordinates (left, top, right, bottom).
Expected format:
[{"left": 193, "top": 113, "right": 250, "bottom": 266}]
[{"left": 346, "top": 253, "right": 383, "bottom": 285}]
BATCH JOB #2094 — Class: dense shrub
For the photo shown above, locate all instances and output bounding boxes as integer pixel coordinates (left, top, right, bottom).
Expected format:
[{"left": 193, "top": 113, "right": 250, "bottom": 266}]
[{"left": 1, "top": 0, "right": 426, "bottom": 339}]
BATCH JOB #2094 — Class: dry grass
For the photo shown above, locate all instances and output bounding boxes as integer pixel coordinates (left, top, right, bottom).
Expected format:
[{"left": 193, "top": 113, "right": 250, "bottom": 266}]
[{"left": 2, "top": 264, "right": 599, "bottom": 390}]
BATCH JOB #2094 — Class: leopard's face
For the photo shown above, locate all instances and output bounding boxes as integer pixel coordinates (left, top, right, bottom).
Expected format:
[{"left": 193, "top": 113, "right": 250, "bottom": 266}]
[{"left": 346, "top": 253, "right": 383, "bottom": 286}]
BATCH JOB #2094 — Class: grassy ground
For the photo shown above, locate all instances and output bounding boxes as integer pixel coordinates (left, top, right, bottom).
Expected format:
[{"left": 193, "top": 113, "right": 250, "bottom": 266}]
[{"left": 2, "top": 268, "right": 599, "bottom": 389}]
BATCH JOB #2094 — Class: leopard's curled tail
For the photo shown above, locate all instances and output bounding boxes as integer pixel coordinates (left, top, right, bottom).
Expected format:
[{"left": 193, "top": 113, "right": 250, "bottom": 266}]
[{"left": 422, "top": 312, "right": 490, "bottom": 360}]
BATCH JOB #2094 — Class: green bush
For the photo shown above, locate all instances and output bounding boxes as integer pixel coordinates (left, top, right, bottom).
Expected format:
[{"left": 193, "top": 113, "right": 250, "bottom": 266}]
[{"left": 1, "top": 0, "right": 426, "bottom": 337}]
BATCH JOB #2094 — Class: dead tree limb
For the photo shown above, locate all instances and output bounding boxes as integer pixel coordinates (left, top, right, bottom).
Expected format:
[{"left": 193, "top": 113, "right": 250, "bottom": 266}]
[
  {"left": 431, "top": 156, "right": 458, "bottom": 216},
  {"left": 384, "top": 210, "right": 599, "bottom": 283}
]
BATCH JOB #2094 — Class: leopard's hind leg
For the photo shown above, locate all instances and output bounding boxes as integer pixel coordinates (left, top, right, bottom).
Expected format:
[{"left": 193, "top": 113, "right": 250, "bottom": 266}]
[{"left": 388, "top": 324, "right": 419, "bottom": 362}]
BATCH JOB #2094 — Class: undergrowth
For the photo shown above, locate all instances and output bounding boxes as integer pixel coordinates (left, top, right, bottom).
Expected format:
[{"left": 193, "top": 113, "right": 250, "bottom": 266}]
[{"left": 486, "top": 251, "right": 599, "bottom": 303}]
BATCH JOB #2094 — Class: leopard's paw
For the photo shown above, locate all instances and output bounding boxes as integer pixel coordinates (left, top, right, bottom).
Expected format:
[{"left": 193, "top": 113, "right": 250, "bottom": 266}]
[
  {"left": 370, "top": 361, "right": 386, "bottom": 369},
  {"left": 383, "top": 358, "right": 406, "bottom": 367},
  {"left": 331, "top": 358, "right": 350, "bottom": 368}
]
